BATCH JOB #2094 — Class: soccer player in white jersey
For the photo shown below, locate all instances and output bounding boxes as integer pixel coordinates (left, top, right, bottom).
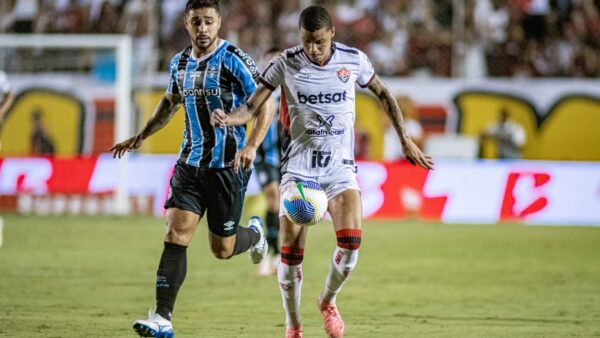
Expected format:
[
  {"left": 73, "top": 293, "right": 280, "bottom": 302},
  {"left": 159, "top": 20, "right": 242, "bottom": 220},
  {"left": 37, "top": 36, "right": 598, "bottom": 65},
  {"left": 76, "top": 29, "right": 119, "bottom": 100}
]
[{"left": 211, "top": 5, "right": 434, "bottom": 338}]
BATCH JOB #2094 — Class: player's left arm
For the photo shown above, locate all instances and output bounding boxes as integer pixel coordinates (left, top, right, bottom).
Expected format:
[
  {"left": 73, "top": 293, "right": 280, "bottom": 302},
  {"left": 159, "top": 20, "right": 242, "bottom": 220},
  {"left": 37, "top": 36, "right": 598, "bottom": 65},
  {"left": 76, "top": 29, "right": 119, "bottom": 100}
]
[{"left": 367, "top": 75, "right": 434, "bottom": 170}]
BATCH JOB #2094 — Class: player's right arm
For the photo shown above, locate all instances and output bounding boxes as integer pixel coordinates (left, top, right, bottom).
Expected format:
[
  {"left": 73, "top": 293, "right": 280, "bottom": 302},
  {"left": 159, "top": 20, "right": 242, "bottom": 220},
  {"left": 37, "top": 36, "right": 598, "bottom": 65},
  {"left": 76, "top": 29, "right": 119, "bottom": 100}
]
[
  {"left": 110, "top": 92, "right": 182, "bottom": 158},
  {"left": 212, "top": 53, "right": 284, "bottom": 128},
  {"left": 211, "top": 83, "right": 274, "bottom": 127}
]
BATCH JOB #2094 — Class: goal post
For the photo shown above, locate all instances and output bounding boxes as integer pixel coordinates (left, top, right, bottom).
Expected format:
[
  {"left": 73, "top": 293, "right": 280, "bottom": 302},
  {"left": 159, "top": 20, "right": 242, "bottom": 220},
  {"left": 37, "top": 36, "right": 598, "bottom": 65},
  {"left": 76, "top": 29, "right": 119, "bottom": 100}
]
[{"left": 0, "top": 34, "right": 133, "bottom": 215}]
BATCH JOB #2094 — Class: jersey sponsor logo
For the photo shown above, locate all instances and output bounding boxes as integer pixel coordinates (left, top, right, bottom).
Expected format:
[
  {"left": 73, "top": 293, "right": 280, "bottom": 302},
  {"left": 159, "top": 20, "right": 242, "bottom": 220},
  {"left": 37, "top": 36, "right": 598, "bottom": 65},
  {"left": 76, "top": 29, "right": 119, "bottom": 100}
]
[
  {"left": 305, "top": 128, "right": 345, "bottom": 136},
  {"left": 230, "top": 46, "right": 259, "bottom": 76},
  {"left": 306, "top": 114, "right": 344, "bottom": 137},
  {"left": 190, "top": 71, "right": 204, "bottom": 78},
  {"left": 182, "top": 87, "right": 221, "bottom": 97},
  {"left": 177, "top": 70, "right": 185, "bottom": 79},
  {"left": 297, "top": 91, "right": 347, "bottom": 104},
  {"left": 317, "top": 114, "right": 334, "bottom": 128},
  {"left": 311, "top": 150, "right": 331, "bottom": 168},
  {"left": 337, "top": 66, "right": 351, "bottom": 83}
]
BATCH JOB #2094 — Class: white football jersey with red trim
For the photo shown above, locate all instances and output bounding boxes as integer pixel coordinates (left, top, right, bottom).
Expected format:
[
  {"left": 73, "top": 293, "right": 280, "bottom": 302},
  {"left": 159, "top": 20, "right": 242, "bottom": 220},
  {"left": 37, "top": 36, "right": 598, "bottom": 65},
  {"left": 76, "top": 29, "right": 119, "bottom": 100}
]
[{"left": 260, "top": 42, "right": 375, "bottom": 177}]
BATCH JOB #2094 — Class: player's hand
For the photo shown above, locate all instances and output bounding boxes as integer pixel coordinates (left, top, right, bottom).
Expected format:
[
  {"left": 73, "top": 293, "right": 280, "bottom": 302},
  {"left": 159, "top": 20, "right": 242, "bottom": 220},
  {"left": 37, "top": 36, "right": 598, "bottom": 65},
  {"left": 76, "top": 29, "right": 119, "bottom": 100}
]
[
  {"left": 210, "top": 108, "right": 228, "bottom": 128},
  {"left": 232, "top": 145, "right": 257, "bottom": 173},
  {"left": 402, "top": 138, "right": 434, "bottom": 170},
  {"left": 109, "top": 134, "right": 144, "bottom": 159}
]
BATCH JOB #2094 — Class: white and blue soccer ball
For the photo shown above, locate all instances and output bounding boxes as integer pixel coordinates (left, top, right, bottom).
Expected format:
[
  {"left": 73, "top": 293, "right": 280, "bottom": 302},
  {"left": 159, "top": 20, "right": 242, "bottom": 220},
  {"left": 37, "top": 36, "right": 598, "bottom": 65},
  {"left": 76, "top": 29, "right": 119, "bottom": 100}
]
[{"left": 282, "top": 181, "right": 328, "bottom": 226}]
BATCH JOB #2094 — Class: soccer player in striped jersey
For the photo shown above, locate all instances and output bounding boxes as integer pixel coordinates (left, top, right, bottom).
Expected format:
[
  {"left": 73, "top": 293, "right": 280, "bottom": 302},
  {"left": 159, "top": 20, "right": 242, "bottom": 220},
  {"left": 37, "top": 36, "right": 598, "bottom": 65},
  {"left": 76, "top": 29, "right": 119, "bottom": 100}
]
[
  {"left": 110, "top": 1, "right": 275, "bottom": 337},
  {"left": 211, "top": 5, "right": 434, "bottom": 338}
]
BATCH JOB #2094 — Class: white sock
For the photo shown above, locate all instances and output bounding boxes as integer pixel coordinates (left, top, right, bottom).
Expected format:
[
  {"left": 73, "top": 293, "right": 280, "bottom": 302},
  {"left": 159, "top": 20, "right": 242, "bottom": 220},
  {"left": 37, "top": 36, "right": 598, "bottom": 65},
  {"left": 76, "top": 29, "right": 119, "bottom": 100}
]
[
  {"left": 321, "top": 247, "right": 359, "bottom": 303},
  {"left": 278, "top": 262, "right": 303, "bottom": 328}
]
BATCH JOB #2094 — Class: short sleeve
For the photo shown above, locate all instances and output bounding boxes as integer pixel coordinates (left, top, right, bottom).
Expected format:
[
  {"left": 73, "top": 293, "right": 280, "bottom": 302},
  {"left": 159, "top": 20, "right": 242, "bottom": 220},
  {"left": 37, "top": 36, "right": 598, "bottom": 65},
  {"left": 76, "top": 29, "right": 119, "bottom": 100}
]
[
  {"left": 166, "top": 55, "right": 181, "bottom": 96},
  {"left": 259, "top": 55, "right": 285, "bottom": 91},
  {"left": 0, "top": 71, "right": 10, "bottom": 94},
  {"left": 357, "top": 50, "right": 375, "bottom": 88},
  {"left": 225, "top": 46, "right": 260, "bottom": 102}
]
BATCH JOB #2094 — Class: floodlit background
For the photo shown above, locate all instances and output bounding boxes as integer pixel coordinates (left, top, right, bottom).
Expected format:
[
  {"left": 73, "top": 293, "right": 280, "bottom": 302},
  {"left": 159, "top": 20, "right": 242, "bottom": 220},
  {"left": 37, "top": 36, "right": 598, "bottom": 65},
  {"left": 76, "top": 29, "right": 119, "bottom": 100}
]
[{"left": 0, "top": 1, "right": 599, "bottom": 337}]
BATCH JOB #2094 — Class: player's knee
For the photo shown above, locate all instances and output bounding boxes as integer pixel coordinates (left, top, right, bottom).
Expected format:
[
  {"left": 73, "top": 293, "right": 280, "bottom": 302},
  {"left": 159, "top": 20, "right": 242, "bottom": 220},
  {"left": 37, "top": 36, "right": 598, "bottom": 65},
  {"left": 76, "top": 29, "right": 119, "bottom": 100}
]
[
  {"left": 211, "top": 247, "right": 234, "bottom": 259},
  {"left": 165, "top": 226, "right": 193, "bottom": 245}
]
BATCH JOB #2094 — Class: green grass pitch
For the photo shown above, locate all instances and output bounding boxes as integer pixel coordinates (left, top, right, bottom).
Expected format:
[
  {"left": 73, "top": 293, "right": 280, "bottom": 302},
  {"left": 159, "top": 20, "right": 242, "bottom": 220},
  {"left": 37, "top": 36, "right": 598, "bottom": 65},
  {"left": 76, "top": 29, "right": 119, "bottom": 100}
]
[{"left": 0, "top": 213, "right": 599, "bottom": 337}]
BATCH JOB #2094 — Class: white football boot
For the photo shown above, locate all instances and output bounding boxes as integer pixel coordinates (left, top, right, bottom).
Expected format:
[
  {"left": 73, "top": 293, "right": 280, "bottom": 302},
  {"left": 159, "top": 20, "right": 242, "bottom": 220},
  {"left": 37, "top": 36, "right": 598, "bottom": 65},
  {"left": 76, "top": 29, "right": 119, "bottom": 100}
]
[
  {"left": 132, "top": 310, "right": 174, "bottom": 338},
  {"left": 247, "top": 216, "right": 267, "bottom": 264}
]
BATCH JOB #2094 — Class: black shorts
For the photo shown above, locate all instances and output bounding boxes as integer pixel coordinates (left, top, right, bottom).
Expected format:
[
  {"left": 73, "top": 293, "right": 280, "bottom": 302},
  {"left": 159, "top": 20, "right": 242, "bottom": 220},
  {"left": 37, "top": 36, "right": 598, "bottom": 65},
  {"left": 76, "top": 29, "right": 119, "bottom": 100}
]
[
  {"left": 164, "top": 161, "right": 251, "bottom": 237},
  {"left": 254, "top": 162, "right": 280, "bottom": 188}
]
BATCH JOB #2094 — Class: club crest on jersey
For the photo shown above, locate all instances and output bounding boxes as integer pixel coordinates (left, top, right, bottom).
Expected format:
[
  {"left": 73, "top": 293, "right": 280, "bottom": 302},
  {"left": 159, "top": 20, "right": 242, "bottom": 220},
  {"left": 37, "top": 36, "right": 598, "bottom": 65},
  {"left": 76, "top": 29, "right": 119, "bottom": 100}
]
[
  {"left": 337, "top": 67, "right": 351, "bottom": 83},
  {"left": 207, "top": 64, "right": 218, "bottom": 78}
]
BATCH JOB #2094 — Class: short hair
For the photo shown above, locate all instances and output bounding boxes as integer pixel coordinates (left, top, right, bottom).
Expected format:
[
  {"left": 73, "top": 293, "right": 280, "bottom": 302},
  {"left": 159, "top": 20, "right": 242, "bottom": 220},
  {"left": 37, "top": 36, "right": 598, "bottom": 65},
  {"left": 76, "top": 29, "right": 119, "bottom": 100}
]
[
  {"left": 185, "top": 0, "right": 220, "bottom": 14},
  {"left": 299, "top": 6, "right": 332, "bottom": 32}
]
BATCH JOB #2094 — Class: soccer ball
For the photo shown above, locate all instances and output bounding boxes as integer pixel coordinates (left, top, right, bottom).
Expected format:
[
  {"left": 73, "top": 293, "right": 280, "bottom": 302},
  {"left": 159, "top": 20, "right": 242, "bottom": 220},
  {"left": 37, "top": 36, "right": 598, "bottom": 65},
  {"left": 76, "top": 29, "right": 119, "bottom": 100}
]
[{"left": 282, "top": 181, "right": 328, "bottom": 226}]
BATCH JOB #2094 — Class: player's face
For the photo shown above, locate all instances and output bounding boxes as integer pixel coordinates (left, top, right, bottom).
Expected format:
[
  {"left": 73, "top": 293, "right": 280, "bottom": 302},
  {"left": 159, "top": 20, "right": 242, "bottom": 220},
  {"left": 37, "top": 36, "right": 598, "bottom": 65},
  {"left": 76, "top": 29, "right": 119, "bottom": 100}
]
[
  {"left": 300, "top": 26, "right": 335, "bottom": 65},
  {"left": 184, "top": 7, "right": 221, "bottom": 52}
]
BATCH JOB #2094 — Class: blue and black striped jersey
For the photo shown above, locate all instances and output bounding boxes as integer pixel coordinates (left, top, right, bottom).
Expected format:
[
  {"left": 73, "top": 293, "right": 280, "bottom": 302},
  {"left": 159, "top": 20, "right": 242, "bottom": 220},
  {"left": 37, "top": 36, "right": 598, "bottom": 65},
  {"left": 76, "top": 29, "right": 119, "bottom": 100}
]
[
  {"left": 255, "top": 116, "right": 281, "bottom": 167},
  {"left": 167, "top": 40, "right": 259, "bottom": 168}
]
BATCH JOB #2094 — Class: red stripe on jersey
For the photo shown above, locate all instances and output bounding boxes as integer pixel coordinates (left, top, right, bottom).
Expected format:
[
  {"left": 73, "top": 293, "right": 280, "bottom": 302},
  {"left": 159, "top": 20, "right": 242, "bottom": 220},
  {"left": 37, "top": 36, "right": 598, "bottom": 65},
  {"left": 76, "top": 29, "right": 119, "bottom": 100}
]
[{"left": 279, "top": 91, "right": 290, "bottom": 131}]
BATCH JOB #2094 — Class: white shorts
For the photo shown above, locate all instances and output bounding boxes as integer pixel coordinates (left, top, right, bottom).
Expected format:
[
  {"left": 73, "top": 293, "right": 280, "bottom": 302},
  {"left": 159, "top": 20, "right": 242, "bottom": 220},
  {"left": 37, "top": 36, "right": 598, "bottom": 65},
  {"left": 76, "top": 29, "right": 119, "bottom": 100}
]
[{"left": 278, "top": 166, "right": 360, "bottom": 217}]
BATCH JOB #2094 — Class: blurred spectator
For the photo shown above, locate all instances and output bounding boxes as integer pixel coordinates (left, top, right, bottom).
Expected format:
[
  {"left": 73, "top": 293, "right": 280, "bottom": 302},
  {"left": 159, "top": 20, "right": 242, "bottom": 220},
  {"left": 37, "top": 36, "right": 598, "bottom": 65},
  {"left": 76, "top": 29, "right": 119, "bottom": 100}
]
[
  {"left": 0, "top": 70, "right": 16, "bottom": 133},
  {"left": 276, "top": 0, "right": 302, "bottom": 48},
  {"left": 383, "top": 96, "right": 424, "bottom": 161},
  {"left": 159, "top": 0, "right": 188, "bottom": 70},
  {"left": 89, "top": 1, "right": 121, "bottom": 34},
  {"left": 10, "top": 0, "right": 39, "bottom": 33},
  {"left": 354, "top": 127, "right": 370, "bottom": 161},
  {"left": 0, "top": 0, "right": 598, "bottom": 78},
  {"left": 480, "top": 107, "right": 526, "bottom": 159},
  {"left": 52, "top": 0, "right": 86, "bottom": 34},
  {"left": 120, "top": 0, "right": 156, "bottom": 73},
  {"left": 30, "top": 109, "right": 55, "bottom": 156},
  {"left": 522, "top": 0, "right": 550, "bottom": 42}
]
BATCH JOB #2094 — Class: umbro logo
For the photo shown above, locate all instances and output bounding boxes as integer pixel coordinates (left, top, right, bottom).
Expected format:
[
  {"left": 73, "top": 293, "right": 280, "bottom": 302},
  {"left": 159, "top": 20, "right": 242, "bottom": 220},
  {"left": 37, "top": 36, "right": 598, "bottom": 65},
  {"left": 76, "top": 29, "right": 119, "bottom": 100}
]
[
  {"left": 316, "top": 114, "right": 334, "bottom": 128},
  {"left": 223, "top": 221, "right": 235, "bottom": 231}
]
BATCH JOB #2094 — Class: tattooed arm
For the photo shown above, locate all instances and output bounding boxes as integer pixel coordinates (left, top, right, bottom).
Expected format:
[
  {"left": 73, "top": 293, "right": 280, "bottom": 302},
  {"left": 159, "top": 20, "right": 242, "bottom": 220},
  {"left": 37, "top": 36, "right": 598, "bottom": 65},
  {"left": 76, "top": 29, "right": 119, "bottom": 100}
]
[
  {"left": 367, "top": 75, "right": 434, "bottom": 170},
  {"left": 110, "top": 93, "right": 182, "bottom": 158},
  {"left": 210, "top": 83, "right": 274, "bottom": 127}
]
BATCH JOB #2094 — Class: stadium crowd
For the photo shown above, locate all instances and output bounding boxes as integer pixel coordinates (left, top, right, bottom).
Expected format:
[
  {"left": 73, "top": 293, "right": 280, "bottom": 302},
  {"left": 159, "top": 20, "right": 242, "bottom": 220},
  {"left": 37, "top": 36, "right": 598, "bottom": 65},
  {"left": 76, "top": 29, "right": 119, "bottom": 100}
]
[{"left": 0, "top": 0, "right": 598, "bottom": 77}]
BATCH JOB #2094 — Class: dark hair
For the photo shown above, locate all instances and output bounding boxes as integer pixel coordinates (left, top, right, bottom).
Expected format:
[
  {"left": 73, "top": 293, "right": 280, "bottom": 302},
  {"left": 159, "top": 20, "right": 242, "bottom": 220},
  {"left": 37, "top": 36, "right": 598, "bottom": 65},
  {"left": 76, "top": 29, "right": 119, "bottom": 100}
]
[
  {"left": 185, "top": 0, "right": 220, "bottom": 14},
  {"left": 299, "top": 5, "right": 332, "bottom": 32}
]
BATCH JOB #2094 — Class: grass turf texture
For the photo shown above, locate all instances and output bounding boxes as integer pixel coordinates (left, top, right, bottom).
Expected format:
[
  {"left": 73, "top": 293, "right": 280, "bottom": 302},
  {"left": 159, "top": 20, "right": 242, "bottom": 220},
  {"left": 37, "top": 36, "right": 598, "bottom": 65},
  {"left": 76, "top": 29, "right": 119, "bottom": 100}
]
[{"left": 0, "top": 214, "right": 599, "bottom": 337}]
